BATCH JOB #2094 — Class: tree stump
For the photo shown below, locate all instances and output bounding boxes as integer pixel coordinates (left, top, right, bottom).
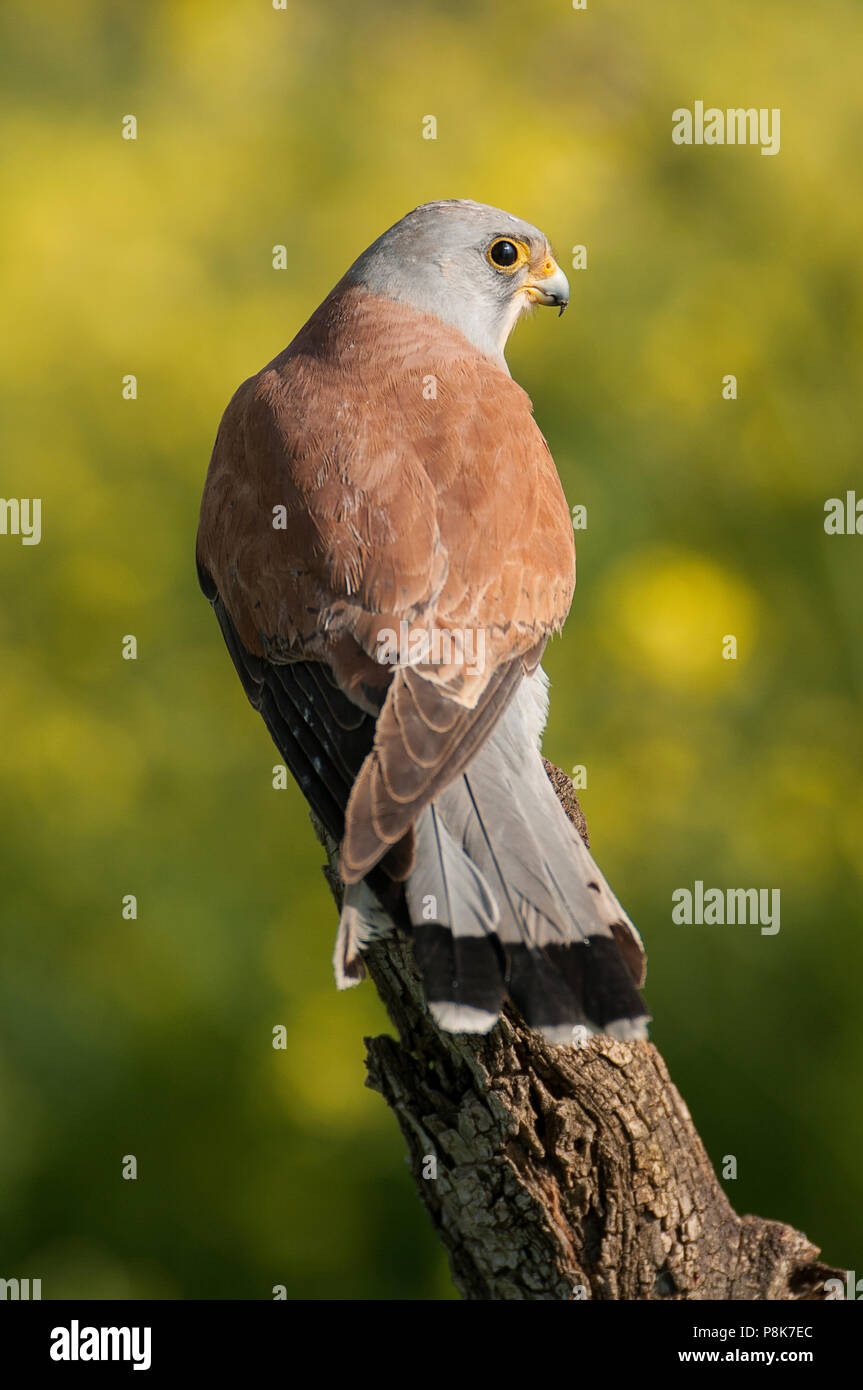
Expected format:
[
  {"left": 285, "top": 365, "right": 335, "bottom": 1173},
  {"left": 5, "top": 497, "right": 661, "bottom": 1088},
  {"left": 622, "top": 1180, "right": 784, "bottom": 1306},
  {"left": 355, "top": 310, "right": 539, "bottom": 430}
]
[{"left": 315, "top": 762, "right": 845, "bottom": 1301}]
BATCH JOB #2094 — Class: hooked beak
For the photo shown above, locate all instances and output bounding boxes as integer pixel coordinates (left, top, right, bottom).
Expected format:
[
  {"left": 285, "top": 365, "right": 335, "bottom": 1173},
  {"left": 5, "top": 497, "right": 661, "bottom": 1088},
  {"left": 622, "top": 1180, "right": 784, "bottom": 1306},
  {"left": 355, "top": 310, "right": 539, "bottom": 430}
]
[{"left": 523, "top": 259, "right": 570, "bottom": 316}]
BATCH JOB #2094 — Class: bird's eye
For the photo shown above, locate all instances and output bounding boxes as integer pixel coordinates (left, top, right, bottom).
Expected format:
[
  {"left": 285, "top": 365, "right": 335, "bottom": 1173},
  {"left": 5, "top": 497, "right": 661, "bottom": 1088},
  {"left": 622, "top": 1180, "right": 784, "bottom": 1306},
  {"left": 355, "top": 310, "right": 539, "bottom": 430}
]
[
  {"left": 487, "top": 238, "right": 527, "bottom": 272},
  {"left": 490, "top": 239, "right": 518, "bottom": 267}
]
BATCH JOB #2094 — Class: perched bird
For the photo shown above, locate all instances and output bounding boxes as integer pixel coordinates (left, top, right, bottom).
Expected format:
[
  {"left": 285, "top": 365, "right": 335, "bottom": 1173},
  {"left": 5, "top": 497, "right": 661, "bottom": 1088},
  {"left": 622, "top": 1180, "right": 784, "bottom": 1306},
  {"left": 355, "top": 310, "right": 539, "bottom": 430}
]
[{"left": 197, "top": 199, "right": 649, "bottom": 1042}]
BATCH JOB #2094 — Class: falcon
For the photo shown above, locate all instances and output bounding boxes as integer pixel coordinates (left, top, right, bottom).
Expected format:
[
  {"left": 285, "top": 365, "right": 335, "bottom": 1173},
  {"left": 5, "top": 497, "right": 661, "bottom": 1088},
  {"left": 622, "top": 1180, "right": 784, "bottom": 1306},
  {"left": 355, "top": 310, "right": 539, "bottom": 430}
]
[{"left": 197, "top": 199, "right": 649, "bottom": 1042}]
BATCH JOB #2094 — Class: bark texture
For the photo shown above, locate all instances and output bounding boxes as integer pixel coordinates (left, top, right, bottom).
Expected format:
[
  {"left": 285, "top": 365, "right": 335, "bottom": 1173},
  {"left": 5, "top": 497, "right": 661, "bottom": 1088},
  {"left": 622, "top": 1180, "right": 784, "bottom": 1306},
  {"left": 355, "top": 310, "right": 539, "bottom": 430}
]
[{"left": 315, "top": 762, "right": 845, "bottom": 1301}]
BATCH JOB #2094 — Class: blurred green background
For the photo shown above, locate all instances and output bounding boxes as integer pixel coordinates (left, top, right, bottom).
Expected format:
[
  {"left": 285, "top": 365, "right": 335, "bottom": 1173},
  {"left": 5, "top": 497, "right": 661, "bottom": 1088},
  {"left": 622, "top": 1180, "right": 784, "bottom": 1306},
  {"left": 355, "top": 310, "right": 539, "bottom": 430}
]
[{"left": 1, "top": 0, "right": 861, "bottom": 1299}]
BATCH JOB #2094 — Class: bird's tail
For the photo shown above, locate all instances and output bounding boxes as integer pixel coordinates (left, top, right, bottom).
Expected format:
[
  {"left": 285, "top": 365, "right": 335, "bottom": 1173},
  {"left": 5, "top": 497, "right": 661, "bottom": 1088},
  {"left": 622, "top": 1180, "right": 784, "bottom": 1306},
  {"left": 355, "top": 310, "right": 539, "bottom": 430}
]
[
  {"left": 407, "top": 676, "right": 648, "bottom": 1043},
  {"left": 334, "top": 670, "right": 649, "bottom": 1044}
]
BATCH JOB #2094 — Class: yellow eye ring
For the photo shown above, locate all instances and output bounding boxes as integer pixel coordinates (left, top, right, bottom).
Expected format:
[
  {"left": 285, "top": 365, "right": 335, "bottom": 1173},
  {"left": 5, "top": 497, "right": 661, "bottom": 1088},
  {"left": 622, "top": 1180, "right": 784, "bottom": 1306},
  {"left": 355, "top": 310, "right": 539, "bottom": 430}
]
[{"left": 486, "top": 237, "right": 530, "bottom": 274}]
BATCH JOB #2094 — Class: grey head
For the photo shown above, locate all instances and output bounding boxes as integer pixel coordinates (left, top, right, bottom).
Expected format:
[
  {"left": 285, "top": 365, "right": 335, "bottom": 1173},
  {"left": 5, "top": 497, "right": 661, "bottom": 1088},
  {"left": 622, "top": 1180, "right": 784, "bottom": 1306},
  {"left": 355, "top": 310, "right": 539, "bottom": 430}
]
[{"left": 346, "top": 198, "right": 570, "bottom": 364}]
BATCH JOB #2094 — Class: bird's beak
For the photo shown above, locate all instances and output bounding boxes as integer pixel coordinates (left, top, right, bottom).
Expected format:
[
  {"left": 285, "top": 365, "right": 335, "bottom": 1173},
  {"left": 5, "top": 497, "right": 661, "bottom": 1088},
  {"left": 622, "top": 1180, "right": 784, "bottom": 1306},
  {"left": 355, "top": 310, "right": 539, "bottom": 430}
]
[{"left": 523, "top": 258, "right": 570, "bottom": 316}]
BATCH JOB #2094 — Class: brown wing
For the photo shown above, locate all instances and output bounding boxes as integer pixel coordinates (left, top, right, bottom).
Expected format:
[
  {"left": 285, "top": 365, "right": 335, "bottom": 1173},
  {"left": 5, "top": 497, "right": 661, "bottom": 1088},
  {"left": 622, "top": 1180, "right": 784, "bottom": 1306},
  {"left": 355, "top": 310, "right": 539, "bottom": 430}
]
[{"left": 197, "top": 282, "right": 575, "bottom": 879}]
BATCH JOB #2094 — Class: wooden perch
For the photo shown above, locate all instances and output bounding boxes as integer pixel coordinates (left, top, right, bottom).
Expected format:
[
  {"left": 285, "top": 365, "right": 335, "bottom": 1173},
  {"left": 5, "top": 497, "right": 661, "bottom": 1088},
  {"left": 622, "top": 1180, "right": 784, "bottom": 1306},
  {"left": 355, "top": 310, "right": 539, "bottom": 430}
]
[{"left": 314, "top": 763, "right": 845, "bottom": 1301}]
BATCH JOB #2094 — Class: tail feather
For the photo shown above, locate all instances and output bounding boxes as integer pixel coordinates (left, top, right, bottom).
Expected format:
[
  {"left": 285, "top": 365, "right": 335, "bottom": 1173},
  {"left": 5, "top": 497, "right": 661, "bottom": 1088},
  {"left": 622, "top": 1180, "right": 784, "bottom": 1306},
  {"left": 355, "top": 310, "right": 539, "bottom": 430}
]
[
  {"left": 405, "top": 673, "right": 649, "bottom": 1042},
  {"left": 333, "top": 879, "right": 391, "bottom": 988},
  {"left": 407, "top": 806, "right": 506, "bottom": 1023}
]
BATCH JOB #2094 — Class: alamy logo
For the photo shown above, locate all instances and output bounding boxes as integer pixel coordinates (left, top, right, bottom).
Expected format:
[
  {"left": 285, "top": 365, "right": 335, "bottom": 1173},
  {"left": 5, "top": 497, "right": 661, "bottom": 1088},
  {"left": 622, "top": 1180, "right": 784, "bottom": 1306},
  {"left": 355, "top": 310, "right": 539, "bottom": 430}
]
[
  {"left": 672, "top": 881, "right": 780, "bottom": 935},
  {"left": 50, "top": 1321, "right": 152, "bottom": 1371},
  {"left": 0, "top": 1277, "right": 41, "bottom": 1299},
  {"left": 375, "top": 620, "right": 486, "bottom": 676},
  {"left": 824, "top": 492, "right": 863, "bottom": 535},
  {"left": 0, "top": 497, "right": 42, "bottom": 545},
  {"left": 824, "top": 1270, "right": 863, "bottom": 1300},
  {"left": 672, "top": 102, "right": 780, "bottom": 156}
]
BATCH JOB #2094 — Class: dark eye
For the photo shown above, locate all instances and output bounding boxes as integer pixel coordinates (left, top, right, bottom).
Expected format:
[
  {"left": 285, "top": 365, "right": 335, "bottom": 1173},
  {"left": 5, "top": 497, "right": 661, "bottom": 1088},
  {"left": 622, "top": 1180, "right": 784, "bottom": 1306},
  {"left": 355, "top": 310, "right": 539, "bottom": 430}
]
[{"left": 489, "top": 239, "right": 519, "bottom": 268}]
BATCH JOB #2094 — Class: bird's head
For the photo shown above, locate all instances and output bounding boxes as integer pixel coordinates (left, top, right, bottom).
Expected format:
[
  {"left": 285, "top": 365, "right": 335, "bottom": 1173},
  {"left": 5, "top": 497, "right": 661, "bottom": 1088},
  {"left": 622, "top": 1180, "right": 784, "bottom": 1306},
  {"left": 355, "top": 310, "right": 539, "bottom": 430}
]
[{"left": 347, "top": 198, "right": 570, "bottom": 363}]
